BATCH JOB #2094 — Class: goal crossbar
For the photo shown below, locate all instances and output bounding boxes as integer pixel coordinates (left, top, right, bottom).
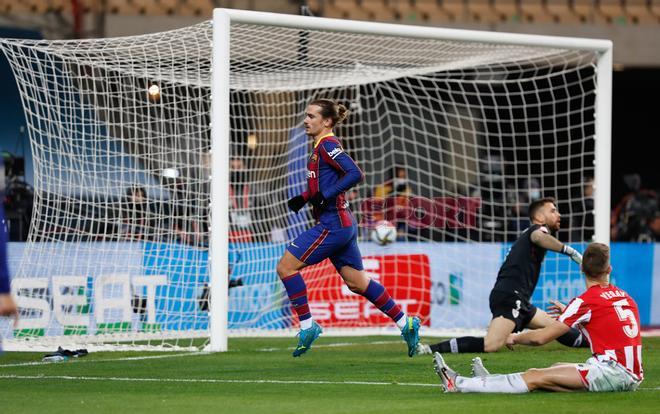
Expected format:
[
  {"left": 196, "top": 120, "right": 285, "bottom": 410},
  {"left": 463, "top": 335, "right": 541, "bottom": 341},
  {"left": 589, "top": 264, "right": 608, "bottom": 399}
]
[{"left": 0, "top": 9, "right": 612, "bottom": 352}]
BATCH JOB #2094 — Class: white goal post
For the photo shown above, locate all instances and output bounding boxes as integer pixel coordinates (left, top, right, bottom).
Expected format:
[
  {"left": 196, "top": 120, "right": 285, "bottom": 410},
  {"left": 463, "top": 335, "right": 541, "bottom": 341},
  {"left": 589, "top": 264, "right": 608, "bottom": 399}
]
[
  {"left": 208, "top": 9, "right": 611, "bottom": 352},
  {"left": 0, "top": 9, "right": 611, "bottom": 352}
]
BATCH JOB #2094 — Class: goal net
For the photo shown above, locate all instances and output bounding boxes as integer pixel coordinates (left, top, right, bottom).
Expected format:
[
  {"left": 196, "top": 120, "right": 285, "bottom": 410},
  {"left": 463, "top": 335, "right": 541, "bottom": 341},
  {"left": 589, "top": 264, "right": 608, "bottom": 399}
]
[{"left": 0, "top": 9, "right": 610, "bottom": 351}]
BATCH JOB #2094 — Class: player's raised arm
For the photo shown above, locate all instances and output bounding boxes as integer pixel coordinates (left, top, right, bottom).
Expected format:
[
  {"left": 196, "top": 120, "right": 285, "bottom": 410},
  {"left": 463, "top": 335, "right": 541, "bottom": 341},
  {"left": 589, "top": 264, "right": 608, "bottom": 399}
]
[{"left": 530, "top": 228, "right": 582, "bottom": 264}]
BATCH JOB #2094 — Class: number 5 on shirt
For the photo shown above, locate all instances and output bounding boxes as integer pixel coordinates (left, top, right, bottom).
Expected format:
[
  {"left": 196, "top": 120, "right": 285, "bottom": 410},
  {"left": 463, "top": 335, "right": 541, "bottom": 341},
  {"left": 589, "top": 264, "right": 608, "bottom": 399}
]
[{"left": 613, "top": 299, "right": 639, "bottom": 338}]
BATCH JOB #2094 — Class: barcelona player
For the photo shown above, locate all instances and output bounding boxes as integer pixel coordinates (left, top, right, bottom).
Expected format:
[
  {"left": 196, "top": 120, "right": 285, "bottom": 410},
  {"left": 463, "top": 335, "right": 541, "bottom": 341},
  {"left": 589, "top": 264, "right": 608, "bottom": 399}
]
[
  {"left": 434, "top": 242, "right": 642, "bottom": 393},
  {"left": 277, "top": 99, "right": 420, "bottom": 357}
]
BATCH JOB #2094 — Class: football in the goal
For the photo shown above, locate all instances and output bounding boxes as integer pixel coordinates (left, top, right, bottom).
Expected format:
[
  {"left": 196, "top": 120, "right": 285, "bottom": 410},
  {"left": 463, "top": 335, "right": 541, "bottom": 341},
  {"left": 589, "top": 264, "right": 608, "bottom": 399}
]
[
  {"left": 0, "top": 8, "right": 610, "bottom": 352},
  {"left": 371, "top": 220, "right": 397, "bottom": 246}
]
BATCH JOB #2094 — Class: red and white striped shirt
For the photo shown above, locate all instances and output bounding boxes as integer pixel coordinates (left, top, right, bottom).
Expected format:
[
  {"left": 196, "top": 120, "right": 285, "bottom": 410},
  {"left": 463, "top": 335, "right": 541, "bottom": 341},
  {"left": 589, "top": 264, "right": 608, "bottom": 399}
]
[{"left": 559, "top": 284, "right": 643, "bottom": 379}]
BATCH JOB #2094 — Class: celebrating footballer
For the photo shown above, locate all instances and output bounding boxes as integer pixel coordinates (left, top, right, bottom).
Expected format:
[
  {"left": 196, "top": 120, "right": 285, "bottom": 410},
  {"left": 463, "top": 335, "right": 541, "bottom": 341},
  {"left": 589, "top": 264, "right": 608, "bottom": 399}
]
[{"left": 276, "top": 99, "right": 420, "bottom": 357}]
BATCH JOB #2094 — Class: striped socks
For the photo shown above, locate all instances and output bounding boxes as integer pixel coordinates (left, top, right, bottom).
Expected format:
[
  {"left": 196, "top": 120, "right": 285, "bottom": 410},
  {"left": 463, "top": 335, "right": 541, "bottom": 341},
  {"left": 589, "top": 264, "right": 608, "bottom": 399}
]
[
  {"left": 362, "top": 279, "right": 406, "bottom": 328},
  {"left": 282, "top": 272, "right": 313, "bottom": 329},
  {"left": 283, "top": 276, "right": 406, "bottom": 330}
]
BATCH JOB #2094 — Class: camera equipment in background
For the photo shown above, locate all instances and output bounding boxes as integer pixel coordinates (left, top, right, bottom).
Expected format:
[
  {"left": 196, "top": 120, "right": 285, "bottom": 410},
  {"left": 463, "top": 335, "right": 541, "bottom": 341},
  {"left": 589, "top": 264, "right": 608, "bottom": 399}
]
[{"left": 2, "top": 151, "right": 33, "bottom": 241}]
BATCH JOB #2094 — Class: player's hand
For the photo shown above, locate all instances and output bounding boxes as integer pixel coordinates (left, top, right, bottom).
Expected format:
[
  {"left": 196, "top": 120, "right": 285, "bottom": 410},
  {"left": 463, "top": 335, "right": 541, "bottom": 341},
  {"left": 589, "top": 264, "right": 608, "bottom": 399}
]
[
  {"left": 505, "top": 333, "right": 517, "bottom": 350},
  {"left": 547, "top": 300, "right": 566, "bottom": 319},
  {"left": 309, "top": 192, "right": 327, "bottom": 211},
  {"left": 287, "top": 195, "right": 307, "bottom": 213},
  {"left": 561, "top": 245, "right": 582, "bottom": 265},
  {"left": 0, "top": 293, "right": 19, "bottom": 327}
]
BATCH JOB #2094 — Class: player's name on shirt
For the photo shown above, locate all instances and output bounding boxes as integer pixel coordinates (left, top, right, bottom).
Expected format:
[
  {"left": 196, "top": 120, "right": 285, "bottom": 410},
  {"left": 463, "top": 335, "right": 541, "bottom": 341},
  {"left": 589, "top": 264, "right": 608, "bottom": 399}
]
[{"left": 599, "top": 289, "right": 627, "bottom": 300}]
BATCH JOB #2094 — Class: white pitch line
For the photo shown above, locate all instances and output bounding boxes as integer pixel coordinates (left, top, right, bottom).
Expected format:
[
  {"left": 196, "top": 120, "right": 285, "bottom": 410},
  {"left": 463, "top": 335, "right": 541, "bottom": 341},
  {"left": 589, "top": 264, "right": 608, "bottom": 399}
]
[
  {"left": 0, "top": 374, "right": 437, "bottom": 387},
  {"left": 0, "top": 352, "right": 205, "bottom": 368},
  {"left": 0, "top": 340, "right": 402, "bottom": 366}
]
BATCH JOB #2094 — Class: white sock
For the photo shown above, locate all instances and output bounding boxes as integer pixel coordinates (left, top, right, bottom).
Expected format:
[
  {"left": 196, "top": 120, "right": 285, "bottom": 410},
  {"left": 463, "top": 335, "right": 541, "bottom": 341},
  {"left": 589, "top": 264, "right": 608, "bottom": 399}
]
[
  {"left": 300, "top": 318, "right": 313, "bottom": 330},
  {"left": 395, "top": 313, "right": 409, "bottom": 330},
  {"left": 456, "top": 373, "right": 529, "bottom": 394}
]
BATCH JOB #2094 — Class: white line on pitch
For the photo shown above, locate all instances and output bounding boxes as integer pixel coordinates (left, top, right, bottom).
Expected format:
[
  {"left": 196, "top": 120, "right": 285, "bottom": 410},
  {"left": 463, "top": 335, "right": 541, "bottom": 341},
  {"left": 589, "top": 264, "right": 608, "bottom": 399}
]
[
  {"left": 0, "top": 352, "right": 205, "bottom": 368},
  {"left": 0, "top": 374, "right": 437, "bottom": 387},
  {"left": 0, "top": 340, "right": 400, "bottom": 367}
]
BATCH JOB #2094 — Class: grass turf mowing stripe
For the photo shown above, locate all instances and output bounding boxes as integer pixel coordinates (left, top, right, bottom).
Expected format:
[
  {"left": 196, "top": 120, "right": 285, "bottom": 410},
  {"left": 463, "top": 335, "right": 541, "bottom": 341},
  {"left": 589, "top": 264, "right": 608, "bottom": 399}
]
[
  {"left": 256, "top": 340, "right": 401, "bottom": 352},
  {"left": 0, "top": 339, "right": 403, "bottom": 367},
  {"left": 0, "top": 374, "right": 437, "bottom": 387}
]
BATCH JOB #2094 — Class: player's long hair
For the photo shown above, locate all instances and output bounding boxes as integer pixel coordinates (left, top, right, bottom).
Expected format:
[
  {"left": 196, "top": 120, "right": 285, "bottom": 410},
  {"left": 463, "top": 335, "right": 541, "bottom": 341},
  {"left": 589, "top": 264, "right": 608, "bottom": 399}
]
[{"left": 310, "top": 99, "right": 349, "bottom": 126}]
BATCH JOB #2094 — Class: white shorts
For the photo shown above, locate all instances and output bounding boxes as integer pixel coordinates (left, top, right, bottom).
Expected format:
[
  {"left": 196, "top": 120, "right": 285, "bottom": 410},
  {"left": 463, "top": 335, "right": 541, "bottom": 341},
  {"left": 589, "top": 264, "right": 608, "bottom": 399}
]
[{"left": 576, "top": 357, "right": 642, "bottom": 392}]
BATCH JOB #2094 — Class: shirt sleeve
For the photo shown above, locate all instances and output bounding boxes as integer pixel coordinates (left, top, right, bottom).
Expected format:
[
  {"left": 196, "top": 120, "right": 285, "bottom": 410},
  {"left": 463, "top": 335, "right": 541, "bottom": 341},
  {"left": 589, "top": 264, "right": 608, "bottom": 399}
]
[
  {"left": 558, "top": 297, "right": 591, "bottom": 329},
  {"left": 319, "top": 140, "right": 364, "bottom": 199},
  {"left": 0, "top": 206, "right": 10, "bottom": 294}
]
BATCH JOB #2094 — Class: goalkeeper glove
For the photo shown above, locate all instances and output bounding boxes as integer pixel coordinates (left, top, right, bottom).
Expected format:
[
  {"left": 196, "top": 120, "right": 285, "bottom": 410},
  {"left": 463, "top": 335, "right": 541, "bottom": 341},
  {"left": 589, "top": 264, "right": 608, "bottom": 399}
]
[
  {"left": 561, "top": 245, "right": 582, "bottom": 265},
  {"left": 309, "top": 192, "right": 327, "bottom": 210},
  {"left": 287, "top": 195, "right": 307, "bottom": 213}
]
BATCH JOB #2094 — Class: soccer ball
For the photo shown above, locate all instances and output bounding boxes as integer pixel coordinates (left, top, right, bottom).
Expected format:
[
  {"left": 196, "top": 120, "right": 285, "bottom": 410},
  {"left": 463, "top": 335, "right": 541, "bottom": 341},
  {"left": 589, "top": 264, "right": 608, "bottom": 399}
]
[
  {"left": 371, "top": 220, "right": 397, "bottom": 245},
  {"left": 147, "top": 84, "right": 161, "bottom": 101}
]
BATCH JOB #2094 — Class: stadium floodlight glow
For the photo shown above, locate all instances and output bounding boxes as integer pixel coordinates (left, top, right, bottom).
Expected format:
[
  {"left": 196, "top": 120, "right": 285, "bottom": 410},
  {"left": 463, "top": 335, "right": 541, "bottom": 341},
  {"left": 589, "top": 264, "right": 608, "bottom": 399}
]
[
  {"left": 0, "top": 9, "right": 611, "bottom": 352},
  {"left": 161, "top": 168, "right": 180, "bottom": 179}
]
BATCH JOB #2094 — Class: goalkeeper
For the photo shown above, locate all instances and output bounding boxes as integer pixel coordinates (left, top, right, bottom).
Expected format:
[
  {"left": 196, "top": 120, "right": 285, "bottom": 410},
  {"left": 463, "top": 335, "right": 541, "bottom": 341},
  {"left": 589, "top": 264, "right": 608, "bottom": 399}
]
[
  {"left": 277, "top": 99, "right": 420, "bottom": 358},
  {"left": 418, "top": 197, "right": 588, "bottom": 355}
]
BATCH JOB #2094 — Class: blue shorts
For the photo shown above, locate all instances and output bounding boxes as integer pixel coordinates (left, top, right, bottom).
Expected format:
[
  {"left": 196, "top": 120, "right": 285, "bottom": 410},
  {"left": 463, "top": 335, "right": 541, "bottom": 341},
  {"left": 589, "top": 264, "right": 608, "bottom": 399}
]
[{"left": 286, "top": 223, "right": 364, "bottom": 271}]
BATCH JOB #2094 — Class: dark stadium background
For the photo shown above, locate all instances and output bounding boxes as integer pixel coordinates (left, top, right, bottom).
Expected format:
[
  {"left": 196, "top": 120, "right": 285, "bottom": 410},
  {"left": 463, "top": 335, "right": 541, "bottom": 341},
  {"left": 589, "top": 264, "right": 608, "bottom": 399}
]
[
  {"left": 1, "top": 4, "right": 659, "bottom": 242},
  {"left": 1, "top": 36, "right": 657, "bottom": 209}
]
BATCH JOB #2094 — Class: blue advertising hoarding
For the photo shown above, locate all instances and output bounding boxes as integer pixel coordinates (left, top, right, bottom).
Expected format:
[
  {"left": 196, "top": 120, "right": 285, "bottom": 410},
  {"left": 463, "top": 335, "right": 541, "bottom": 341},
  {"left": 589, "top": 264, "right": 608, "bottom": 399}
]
[{"left": 2, "top": 241, "right": 658, "bottom": 340}]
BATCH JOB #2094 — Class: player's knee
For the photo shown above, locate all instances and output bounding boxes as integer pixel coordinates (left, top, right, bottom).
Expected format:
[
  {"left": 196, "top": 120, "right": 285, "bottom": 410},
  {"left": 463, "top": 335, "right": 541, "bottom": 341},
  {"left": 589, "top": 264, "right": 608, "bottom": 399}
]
[
  {"left": 483, "top": 337, "right": 505, "bottom": 353},
  {"left": 343, "top": 280, "right": 363, "bottom": 294},
  {"left": 483, "top": 343, "right": 499, "bottom": 353},
  {"left": 521, "top": 369, "right": 543, "bottom": 391},
  {"left": 276, "top": 260, "right": 291, "bottom": 279}
]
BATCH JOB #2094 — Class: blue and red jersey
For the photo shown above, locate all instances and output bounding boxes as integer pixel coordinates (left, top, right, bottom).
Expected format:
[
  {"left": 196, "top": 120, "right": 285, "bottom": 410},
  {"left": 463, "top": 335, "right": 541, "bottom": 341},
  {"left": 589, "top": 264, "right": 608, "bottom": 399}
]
[
  {"left": 0, "top": 205, "right": 10, "bottom": 294},
  {"left": 302, "top": 134, "right": 363, "bottom": 229}
]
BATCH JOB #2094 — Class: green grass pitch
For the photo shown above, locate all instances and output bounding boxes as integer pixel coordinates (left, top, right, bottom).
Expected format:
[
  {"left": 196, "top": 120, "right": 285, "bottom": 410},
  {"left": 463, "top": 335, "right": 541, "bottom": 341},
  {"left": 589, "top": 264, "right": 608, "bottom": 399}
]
[{"left": 1, "top": 336, "right": 658, "bottom": 413}]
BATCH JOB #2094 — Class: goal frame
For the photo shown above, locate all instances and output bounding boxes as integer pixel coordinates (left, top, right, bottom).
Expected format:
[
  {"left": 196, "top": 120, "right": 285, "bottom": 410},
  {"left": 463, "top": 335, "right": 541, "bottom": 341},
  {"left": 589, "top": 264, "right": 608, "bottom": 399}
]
[{"left": 208, "top": 8, "right": 613, "bottom": 352}]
